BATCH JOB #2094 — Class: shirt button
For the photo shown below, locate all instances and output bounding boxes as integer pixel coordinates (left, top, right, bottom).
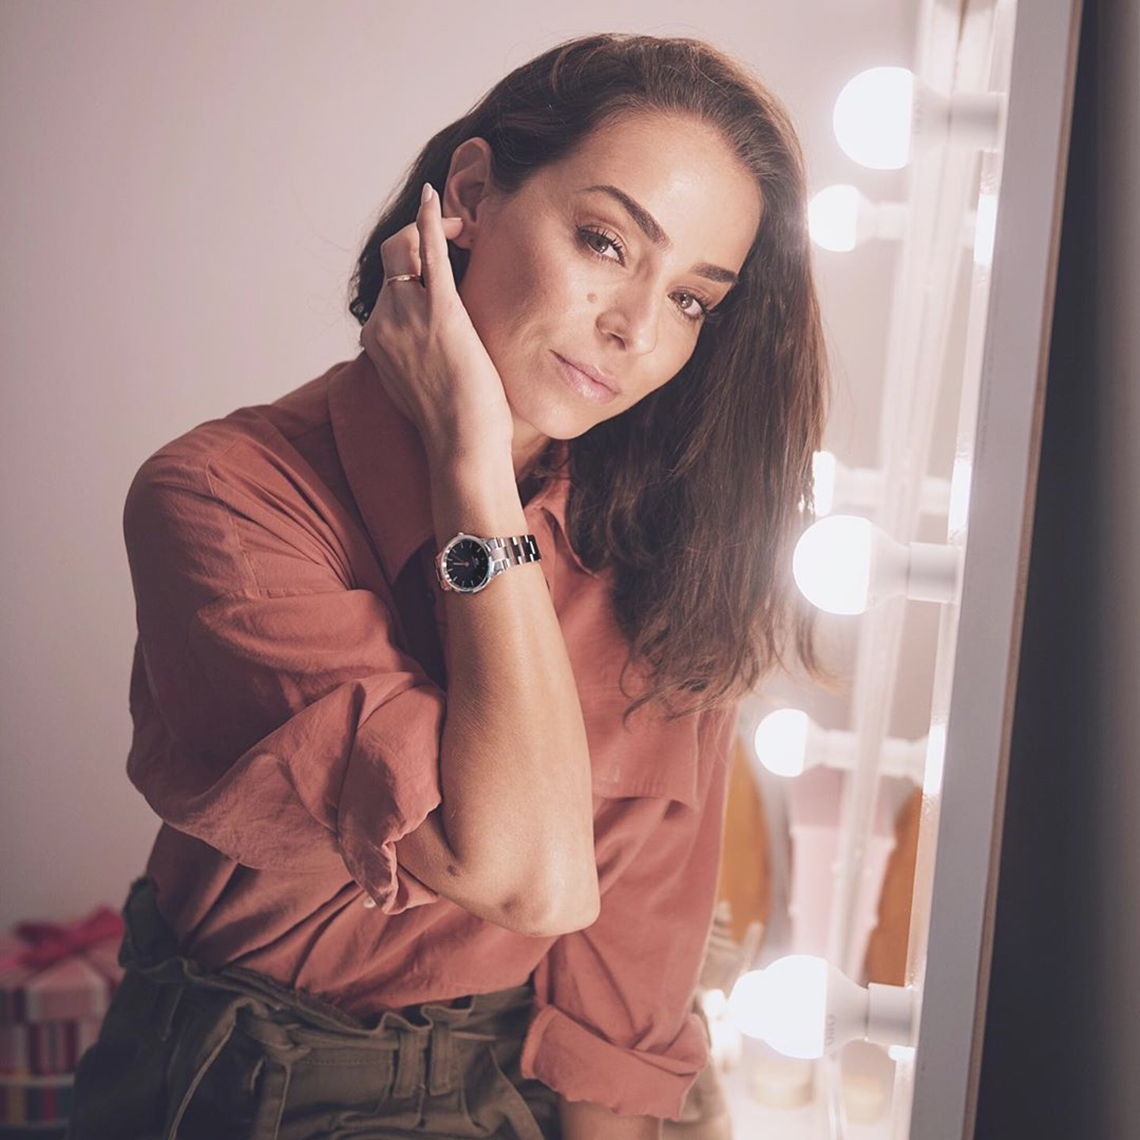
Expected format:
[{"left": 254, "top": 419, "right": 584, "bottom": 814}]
[{"left": 362, "top": 896, "right": 377, "bottom": 910}]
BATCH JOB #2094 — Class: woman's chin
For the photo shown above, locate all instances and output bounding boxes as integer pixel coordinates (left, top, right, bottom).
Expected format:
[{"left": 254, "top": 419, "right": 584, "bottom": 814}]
[{"left": 508, "top": 392, "right": 579, "bottom": 445}]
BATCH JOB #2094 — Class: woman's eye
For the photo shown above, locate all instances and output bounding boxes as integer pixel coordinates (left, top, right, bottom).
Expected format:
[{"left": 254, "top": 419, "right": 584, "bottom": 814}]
[
  {"left": 674, "top": 292, "right": 711, "bottom": 323},
  {"left": 578, "top": 227, "right": 624, "bottom": 262}
]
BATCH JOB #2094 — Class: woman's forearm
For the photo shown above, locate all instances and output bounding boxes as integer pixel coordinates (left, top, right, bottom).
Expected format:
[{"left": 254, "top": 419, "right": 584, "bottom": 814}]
[
  {"left": 559, "top": 1097, "right": 662, "bottom": 1139},
  {"left": 399, "top": 448, "right": 599, "bottom": 936}
]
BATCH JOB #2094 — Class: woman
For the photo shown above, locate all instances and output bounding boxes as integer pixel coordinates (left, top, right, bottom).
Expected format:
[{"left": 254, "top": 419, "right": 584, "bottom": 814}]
[{"left": 69, "top": 31, "right": 828, "bottom": 1140}]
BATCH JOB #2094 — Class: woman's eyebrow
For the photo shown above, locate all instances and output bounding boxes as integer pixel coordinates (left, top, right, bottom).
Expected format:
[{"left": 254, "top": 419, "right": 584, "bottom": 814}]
[{"left": 577, "top": 184, "right": 739, "bottom": 285}]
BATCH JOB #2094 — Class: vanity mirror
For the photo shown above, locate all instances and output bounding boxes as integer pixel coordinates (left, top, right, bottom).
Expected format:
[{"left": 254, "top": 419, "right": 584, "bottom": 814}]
[{"left": 712, "top": 2, "right": 1081, "bottom": 1136}]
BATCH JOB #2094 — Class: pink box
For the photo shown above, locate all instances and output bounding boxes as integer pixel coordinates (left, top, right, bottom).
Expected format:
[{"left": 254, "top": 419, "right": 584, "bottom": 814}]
[{"left": 0, "top": 907, "right": 124, "bottom": 1077}]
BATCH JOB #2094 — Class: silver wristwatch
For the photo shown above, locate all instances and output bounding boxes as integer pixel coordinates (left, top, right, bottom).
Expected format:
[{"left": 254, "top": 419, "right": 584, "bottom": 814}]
[{"left": 434, "top": 531, "right": 542, "bottom": 594}]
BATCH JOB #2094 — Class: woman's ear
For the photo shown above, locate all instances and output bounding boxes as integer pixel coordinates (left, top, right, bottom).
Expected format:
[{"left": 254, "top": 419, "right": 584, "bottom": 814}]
[{"left": 441, "top": 137, "right": 496, "bottom": 250}]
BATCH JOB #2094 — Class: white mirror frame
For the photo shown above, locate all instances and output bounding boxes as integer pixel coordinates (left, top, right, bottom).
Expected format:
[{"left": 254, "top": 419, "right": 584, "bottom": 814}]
[{"left": 900, "top": 1, "right": 1083, "bottom": 1137}]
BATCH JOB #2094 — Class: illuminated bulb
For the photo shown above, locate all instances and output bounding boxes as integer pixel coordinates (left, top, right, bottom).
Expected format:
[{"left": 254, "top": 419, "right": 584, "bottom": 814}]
[
  {"left": 753, "top": 708, "right": 928, "bottom": 782},
  {"left": 833, "top": 66, "right": 1007, "bottom": 170},
  {"left": 728, "top": 954, "right": 916, "bottom": 1059},
  {"left": 809, "top": 450, "right": 951, "bottom": 518},
  {"left": 809, "top": 187, "right": 993, "bottom": 256},
  {"left": 809, "top": 184, "right": 859, "bottom": 252},
  {"left": 808, "top": 184, "right": 909, "bottom": 251},
  {"left": 725, "top": 969, "right": 769, "bottom": 1040},
  {"left": 792, "top": 515, "right": 872, "bottom": 614},
  {"left": 753, "top": 708, "right": 811, "bottom": 777},
  {"left": 833, "top": 67, "right": 916, "bottom": 169},
  {"left": 792, "top": 515, "right": 962, "bottom": 614}
]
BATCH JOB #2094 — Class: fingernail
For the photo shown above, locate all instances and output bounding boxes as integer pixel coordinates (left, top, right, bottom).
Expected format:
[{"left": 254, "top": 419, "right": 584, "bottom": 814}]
[{"left": 421, "top": 182, "right": 433, "bottom": 205}]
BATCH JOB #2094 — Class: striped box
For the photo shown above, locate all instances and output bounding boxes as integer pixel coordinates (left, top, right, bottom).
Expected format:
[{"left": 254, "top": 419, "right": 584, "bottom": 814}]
[{"left": 0, "top": 917, "right": 123, "bottom": 1080}]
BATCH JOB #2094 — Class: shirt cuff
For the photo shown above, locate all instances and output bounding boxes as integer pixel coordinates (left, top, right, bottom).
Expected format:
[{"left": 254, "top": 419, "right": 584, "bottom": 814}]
[
  {"left": 519, "top": 1002, "right": 710, "bottom": 1120},
  {"left": 337, "top": 682, "right": 445, "bottom": 914},
  {"left": 342, "top": 823, "right": 441, "bottom": 915}
]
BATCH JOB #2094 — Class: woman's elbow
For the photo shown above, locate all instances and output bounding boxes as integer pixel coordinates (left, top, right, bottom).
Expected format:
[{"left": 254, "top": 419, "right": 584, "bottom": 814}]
[
  {"left": 455, "top": 833, "right": 600, "bottom": 936},
  {"left": 493, "top": 865, "right": 601, "bottom": 938},
  {"left": 395, "top": 812, "right": 598, "bottom": 935},
  {"left": 497, "top": 888, "right": 600, "bottom": 938}
]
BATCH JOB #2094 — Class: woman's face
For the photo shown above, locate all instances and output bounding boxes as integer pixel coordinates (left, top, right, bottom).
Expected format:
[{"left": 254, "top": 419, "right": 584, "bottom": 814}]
[{"left": 441, "top": 110, "right": 763, "bottom": 478}]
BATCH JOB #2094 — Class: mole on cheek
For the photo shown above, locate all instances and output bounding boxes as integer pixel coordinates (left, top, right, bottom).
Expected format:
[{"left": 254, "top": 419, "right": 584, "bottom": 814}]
[{"left": 587, "top": 292, "right": 597, "bottom": 304}]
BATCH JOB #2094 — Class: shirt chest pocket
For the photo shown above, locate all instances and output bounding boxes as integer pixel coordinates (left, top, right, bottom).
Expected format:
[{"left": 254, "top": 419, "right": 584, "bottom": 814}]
[
  {"left": 579, "top": 687, "right": 703, "bottom": 810},
  {"left": 580, "top": 697, "right": 709, "bottom": 897}
]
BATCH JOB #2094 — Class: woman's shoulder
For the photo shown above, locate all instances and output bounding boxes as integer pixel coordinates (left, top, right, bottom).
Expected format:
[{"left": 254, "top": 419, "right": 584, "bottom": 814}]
[{"left": 128, "top": 365, "right": 345, "bottom": 503}]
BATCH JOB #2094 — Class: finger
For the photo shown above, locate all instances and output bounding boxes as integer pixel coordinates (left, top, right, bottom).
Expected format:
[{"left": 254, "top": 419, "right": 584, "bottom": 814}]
[
  {"left": 417, "top": 183, "right": 457, "bottom": 299},
  {"left": 377, "top": 213, "right": 463, "bottom": 293},
  {"left": 378, "top": 230, "right": 421, "bottom": 285}
]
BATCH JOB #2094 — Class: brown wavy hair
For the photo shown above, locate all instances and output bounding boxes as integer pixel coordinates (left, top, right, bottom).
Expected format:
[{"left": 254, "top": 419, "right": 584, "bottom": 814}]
[{"left": 349, "top": 32, "right": 834, "bottom": 726}]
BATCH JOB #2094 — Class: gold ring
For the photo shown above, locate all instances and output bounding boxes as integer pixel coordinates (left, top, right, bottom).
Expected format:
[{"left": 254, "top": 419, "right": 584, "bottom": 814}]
[{"left": 384, "top": 273, "right": 423, "bottom": 285}]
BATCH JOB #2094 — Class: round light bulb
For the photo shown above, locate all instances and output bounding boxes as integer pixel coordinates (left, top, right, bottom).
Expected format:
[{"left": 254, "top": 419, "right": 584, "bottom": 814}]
[
  {"left": 728, "top": 957, "right": 829, "bottom": 1058},
  {"left": 729, "top": 955, "right": 916, "bottom": 1059},
  {"left": 794, "top": 515, "right": 962, "bottom": 613},
  {"left": 726, "top": 968, "right": 769, "bottom": 1040},
  {"left": 809, "top": 186, "right": 910, "bottom": 252},
  {"left": 753, "top": 708, "right": 928, "bottom": 782},
  {"left": 760, "top": 955, "right": 830, "bottom": 1058},
  {"left": 833, "top": 67, "right": 915, "bottom": 170},
  {"left": 792, "top": 515, "right": 873, "bottom": 614},
  {"left": 809, "top": 184, "right": 860, "bottom": 252},
  {"left": 754, "top": 708, "right": 811, "bottom": 777}
]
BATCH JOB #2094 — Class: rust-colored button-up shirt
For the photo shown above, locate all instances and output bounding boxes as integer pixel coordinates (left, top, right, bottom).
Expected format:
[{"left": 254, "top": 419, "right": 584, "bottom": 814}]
[{"left": 121, "top": 351, "right": 738, "bottom": 1120}]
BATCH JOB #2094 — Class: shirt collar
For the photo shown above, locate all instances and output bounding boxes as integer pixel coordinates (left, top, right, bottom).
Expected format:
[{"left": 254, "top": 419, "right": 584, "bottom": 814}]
[{"left": 328, "top": 351, "right": 590, "bottom": 585}]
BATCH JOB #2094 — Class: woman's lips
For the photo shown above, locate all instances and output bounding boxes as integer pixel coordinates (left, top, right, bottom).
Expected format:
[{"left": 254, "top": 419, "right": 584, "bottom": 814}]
[{"left": 552, "top": 352, "right": 619, "bottom": 404}]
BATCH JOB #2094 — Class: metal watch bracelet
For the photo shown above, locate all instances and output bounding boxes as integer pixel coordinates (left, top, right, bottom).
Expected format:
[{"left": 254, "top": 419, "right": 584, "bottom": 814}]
[
  {"left": 485, "top": 534, "right": 542, "bottom": 572},
  {"left": 436, "top": 532, "right": 542, "bottom": 593}
]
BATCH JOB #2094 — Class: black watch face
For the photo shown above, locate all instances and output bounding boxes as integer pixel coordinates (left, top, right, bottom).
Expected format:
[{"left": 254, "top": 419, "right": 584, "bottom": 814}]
[{"left": 444, "top": 538, "right": 491, "bottom": 590}]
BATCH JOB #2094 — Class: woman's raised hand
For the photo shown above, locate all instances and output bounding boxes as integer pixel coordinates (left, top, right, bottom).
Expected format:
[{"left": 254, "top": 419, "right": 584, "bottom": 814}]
[{"left": 359, "top": 183, "right": 515, "bottom": 467}]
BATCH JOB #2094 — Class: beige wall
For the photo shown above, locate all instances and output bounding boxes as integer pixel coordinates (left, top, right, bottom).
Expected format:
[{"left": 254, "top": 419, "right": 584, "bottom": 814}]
[{"left": 0, "top": 1, "right": 916, "bottom": 927}]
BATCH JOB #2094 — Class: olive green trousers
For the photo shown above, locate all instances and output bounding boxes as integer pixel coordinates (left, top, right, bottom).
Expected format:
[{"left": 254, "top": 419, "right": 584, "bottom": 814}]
[{"left": 66, "top": 877, "right": 561, "bottom": 1139}]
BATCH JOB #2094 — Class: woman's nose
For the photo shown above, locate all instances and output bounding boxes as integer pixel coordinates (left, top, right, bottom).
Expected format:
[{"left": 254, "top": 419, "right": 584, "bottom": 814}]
[{"left": 596, "top": 286, "right": 659, "bottom": 356}]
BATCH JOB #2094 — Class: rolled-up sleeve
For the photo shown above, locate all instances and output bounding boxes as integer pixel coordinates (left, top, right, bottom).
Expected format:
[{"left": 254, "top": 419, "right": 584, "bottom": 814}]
[
  {"left": 122, "top": 452, "right": 444, "bottom": 914},
  {"left": 520, "top": 703, "right": 737, "bottom": 1120}
]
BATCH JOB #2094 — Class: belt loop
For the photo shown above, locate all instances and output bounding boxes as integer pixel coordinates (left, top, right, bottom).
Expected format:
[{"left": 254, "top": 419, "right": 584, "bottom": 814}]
[
  {"left": 248, "top": 1052, "right": 296, "bottom": 1140},
  {"left": 427, "top": 1020, "right": 454, "bottom": 1096},
  {"left": 391, "top": 1025, "right": 426, "bottom": 1099}
]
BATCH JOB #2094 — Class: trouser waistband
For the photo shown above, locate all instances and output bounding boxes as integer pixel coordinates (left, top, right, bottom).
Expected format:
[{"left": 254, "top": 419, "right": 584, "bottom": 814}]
[{"left": 113, "top": 877, "right": 537, "bottom": 1139}]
